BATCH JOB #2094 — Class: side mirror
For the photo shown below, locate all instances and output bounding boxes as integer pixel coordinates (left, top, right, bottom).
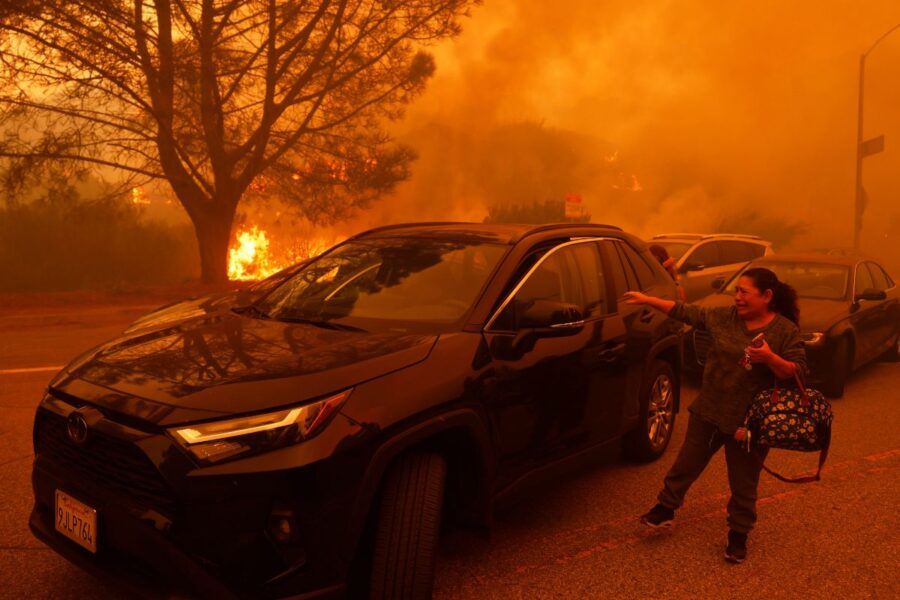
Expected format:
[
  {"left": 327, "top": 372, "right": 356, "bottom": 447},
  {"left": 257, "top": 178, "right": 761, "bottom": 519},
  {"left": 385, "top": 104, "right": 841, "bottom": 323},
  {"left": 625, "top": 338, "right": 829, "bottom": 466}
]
[
  {"left": 855, "top": 288, "right": 887, "bottom": 302},
  {"left": 711, "top": 277, "right": 726, "bottom": 291},
  {"left": 519, "top": 300, "right": 584, "bottom": 331},
  {"left": 511, "top": 300, "right": 585, "bottom": 350}
]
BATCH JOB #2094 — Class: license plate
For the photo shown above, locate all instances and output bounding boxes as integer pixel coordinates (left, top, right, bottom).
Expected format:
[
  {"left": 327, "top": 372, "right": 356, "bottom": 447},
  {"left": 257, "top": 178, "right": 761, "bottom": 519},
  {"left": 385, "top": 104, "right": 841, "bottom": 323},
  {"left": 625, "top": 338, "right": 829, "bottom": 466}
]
[{"left": 54, "top": 490, "right": 97, "bottom": 553}]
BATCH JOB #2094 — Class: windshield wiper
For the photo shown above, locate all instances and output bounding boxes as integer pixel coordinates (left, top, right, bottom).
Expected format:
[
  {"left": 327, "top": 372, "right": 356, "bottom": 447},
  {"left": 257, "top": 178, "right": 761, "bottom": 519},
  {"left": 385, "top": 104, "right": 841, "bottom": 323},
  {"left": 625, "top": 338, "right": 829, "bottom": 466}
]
[
  {"left": 273, "top": 315, "right": 367, "bottom": 332},
  {"left": 232, "top": 305, "right": 271, "bottom": 320}
]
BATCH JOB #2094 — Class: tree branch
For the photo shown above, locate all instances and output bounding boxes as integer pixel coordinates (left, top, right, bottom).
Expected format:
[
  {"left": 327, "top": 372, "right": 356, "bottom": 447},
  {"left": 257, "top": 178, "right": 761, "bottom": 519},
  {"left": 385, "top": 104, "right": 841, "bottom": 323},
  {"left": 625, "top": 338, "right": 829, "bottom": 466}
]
[
  {"left": 0, "top": 23, "right": 154, "bottom": 114},
  {"left": 0, "top": 151, "right": 163, "bottom": 179}
]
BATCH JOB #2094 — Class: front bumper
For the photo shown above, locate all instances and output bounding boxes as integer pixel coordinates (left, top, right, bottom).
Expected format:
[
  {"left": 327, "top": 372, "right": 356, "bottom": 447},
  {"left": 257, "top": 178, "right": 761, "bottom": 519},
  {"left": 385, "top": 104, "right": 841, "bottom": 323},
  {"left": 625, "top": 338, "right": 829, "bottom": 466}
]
[
  {"left": 801, "top": 344, "right": 831, "bottom": 387},
  {"left": 29, "top": 394, "right": 355, "bottom": 599},
  {"left": 29, "top": 495, "right": 239, "bottom": 599}
]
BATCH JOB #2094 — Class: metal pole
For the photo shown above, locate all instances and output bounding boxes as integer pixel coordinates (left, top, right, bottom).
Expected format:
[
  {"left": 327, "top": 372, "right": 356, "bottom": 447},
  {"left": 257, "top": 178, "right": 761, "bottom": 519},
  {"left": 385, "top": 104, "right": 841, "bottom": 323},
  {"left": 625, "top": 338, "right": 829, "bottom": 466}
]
[
  {"left": 853, "top": 53, "right": 865, "bottom": 250},
  {"left": 853, "top": 23, "right": 900, "bottom": 250}
]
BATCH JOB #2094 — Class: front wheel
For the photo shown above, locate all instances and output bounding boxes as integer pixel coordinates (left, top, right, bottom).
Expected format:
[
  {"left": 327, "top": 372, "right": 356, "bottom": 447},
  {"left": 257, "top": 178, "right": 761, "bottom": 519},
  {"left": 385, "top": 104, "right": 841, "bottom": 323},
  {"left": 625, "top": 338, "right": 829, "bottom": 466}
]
[
  {"left": 822, "top": 337, "right": 851, "bottom": 398},
  {"left": 624, "top": 360, "right": 678, "bottom": 462},
  {"left": 882, "top": 332, "right": 900, "bottom": 362},
  {"left": 370, "top": 453, "right": 447, "bottom": 600}
]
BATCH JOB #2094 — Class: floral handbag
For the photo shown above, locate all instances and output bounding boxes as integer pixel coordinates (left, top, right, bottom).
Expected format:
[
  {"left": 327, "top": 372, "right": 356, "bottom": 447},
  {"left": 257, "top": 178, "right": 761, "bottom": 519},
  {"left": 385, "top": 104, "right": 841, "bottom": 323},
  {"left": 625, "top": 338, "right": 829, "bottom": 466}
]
[{"left": 743, "top": 373, "right": 833, "bottom": 484}]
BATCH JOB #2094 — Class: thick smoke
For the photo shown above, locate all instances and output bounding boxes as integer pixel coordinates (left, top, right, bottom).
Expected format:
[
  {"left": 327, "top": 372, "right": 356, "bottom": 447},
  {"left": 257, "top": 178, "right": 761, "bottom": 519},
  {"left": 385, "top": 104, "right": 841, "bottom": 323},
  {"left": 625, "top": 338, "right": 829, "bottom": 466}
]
[{"left": 347, "top": 0, "right": 900, "bottom": 268}]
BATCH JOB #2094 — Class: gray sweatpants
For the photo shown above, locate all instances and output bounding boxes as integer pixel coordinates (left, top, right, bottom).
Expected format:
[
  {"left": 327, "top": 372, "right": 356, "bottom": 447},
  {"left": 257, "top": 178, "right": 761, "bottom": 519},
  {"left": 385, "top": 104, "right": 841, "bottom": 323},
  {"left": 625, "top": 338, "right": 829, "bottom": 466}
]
[{"left": 657, "top": 413, "right": 768, "bottom": 534}]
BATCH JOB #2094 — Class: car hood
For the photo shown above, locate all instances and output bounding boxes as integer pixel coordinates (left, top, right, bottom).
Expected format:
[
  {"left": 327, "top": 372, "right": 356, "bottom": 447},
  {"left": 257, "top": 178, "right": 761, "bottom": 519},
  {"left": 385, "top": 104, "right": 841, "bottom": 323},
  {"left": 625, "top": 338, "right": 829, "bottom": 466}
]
[
  {"left": 695, "top": 293, "right": 849, "bottom": 332},
  {"left": 123, "top": 290, "right": 255, "bottom": 334},
  {"left": 51, "top": 310, "right": 438, "bottom": 425}
]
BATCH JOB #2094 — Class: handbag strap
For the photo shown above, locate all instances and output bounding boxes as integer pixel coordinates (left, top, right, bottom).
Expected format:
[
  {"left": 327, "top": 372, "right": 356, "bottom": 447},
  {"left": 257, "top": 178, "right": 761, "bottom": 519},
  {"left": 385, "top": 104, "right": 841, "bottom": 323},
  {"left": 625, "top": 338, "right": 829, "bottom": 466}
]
[
  {"left": 754, "top": 427, "right": 831, "bottom": 484},
  {"left": 771, "top": 371, "right": 810, "bottom": 406},
  {"left": 792, "top": 372, "right": 810, "bottom": 405}
]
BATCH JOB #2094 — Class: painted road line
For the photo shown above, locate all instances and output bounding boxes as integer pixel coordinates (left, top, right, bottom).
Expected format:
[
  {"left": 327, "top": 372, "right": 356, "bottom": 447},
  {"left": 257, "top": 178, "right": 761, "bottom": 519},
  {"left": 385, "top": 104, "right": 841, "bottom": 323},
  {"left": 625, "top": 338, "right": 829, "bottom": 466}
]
[
  {"left": 0, "top": 366, "right": 64, "bottom": 375},
  {"left": 0, "top": 304, "right": 163, "bottom": 321}
]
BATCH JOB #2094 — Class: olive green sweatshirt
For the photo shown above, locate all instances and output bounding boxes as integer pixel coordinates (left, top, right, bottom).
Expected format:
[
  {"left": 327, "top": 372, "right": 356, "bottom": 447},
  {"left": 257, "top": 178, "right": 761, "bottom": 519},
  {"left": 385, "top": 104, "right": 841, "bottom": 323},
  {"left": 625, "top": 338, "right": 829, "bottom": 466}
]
[{"left": 670, "top": 302, "right": 808, "bottom": 434}]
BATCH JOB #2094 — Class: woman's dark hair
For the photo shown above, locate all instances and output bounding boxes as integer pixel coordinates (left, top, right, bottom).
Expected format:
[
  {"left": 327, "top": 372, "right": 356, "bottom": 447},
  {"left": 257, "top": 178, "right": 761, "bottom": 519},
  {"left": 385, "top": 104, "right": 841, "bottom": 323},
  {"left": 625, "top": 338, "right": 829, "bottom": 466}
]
[
  {"left": 648, "top": 244, "right": 671, "bottom": 264},
  {"left": 740, "top": 267, "right": 800, "bottom": 324}
]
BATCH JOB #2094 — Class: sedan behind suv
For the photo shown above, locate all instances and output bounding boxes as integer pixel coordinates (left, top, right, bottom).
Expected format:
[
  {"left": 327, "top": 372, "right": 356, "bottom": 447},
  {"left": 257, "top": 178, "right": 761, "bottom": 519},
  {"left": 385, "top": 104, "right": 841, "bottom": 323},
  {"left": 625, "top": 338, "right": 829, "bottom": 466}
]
[
  {"left": 31, "top": 223, "right": 683, "bottom": 599},
  {"left": 685, "top": 253, "right": 899, "bottom": 397},
  {"left": 649, "top": 233, "right": 773, "bottom": 302}
]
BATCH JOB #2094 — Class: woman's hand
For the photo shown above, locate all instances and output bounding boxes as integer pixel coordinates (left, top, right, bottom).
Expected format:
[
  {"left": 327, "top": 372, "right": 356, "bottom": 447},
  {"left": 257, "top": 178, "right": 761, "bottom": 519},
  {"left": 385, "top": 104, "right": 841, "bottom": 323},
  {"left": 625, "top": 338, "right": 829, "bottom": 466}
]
[
  {"left": 623, "top": 291, "right": 650, "bottom": 305},
  {"left": 746, "top": 340, "right": 775, "bottom": 364},
  {"left": 748, "top": 340, "right": 799, "bottom": 379}
]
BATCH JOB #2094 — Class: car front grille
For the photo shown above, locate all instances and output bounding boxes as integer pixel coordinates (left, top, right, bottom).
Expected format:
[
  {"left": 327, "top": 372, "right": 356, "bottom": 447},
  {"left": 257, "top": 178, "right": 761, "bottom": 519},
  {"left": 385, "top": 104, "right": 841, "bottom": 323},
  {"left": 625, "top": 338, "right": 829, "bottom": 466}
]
[
  {"left": 693, "top": 330, "right": 711, "bottom": 366},
  {"left": 35, "top": 410, "right": 177, "bottom": 516}
]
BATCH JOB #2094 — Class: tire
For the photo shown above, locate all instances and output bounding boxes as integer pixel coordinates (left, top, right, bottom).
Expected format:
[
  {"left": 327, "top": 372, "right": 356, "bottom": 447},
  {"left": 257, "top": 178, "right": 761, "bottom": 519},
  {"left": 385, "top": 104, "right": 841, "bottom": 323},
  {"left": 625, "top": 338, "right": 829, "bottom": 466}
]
[
  {"left": 370, "top": 453, "right": 447, "bottom": 600},
  {"left": 882, "top": 333, "right": 900, "bottom": 362},
  {"left": 823, "top": 337, "right": 851, "bottom": 398},
  {"left": 624, "top": 360, "right": 678, "bottom": 462}
]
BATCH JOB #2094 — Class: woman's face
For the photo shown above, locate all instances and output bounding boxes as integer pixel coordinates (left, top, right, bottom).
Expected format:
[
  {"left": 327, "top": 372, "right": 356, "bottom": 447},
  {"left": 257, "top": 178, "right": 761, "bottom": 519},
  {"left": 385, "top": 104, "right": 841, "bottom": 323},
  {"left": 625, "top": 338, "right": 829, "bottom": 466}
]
[{"left": 734, "top": 276, "right": 773, "bottom": 319}]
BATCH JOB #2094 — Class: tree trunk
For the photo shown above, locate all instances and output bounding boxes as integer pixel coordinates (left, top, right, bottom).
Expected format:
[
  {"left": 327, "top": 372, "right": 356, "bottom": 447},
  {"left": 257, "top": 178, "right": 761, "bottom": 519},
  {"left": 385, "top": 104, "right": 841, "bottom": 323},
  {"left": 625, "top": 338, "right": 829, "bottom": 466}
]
[{"left": 190, "top": 206, "right": 235, "bottom": 284}]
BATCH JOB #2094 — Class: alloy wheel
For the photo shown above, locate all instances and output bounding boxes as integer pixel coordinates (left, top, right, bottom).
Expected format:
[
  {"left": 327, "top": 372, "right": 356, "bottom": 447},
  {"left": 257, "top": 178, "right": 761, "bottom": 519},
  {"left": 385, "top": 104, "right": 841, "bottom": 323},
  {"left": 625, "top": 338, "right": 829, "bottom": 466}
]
[{"left": 647, "top": 374, "right": 674, "bottom": 449}]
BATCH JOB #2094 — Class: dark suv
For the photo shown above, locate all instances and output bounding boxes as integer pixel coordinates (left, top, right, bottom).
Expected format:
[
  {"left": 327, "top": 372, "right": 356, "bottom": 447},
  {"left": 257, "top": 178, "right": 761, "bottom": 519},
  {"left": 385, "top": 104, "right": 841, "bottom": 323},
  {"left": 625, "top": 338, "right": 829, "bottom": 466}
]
[{"left": 30, "top": 223, "right": 683, "bottom": 599}]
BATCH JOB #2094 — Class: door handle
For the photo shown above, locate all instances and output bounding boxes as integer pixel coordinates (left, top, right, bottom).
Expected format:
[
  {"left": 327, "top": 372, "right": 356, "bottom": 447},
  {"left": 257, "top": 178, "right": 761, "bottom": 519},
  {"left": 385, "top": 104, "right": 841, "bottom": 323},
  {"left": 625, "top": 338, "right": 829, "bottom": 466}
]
[
  {"left": 597, "top": 342, "right": 626, "bottom": 363},
  {"left": 550, "top": 320, "right": 586, "bottom": 329}
]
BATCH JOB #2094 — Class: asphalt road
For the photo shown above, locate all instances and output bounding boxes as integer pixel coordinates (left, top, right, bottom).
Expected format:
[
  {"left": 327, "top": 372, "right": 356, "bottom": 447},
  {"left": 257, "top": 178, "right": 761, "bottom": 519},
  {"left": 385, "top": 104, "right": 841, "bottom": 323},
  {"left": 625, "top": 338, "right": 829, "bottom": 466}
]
[{"left": 0, "top": 303, "right": 897, "bottom": 599}]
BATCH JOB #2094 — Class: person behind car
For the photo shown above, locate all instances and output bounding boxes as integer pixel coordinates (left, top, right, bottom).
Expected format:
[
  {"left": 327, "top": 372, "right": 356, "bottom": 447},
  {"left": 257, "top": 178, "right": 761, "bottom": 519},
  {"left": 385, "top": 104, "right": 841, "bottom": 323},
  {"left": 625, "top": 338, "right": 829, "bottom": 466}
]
[
  {"left": 623, "top": 267, "right": 807, "bottom": 563},
  {"left": 649, "top": 244, "right": 687, "bottom": 302}
]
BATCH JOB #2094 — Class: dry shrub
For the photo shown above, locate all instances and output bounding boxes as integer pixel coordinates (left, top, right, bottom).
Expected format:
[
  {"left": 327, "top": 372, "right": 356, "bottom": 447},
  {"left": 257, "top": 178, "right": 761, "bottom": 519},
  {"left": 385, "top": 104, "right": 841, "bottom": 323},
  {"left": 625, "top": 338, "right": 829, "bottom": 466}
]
[{"left": 0, "top": 195, "right": 197, "bottom": 292}]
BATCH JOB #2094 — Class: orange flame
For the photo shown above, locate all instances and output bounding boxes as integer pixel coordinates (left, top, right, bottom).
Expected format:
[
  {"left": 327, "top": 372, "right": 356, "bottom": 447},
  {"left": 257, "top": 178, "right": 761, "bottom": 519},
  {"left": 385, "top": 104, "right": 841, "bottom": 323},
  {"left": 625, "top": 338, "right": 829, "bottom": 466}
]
[
  {"left": 131, "top": 187, "right": 150, "bottom": 205},
  {"left": 612, "top": 173, "right": 644, "bottom": 192},
  {"left": 227, "top": 225, "right": 335, "bottom": 281},
  {"left": 228, "top": 226, "right": 272, "bottom": 281}
]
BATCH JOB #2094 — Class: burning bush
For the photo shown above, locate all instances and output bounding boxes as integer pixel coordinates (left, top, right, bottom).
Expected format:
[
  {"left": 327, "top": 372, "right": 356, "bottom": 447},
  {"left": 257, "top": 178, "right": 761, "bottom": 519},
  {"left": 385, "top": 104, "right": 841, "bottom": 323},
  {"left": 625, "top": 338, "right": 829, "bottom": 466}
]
[{"left": 227, "top": 225, "right": 333, "bottom": 281}]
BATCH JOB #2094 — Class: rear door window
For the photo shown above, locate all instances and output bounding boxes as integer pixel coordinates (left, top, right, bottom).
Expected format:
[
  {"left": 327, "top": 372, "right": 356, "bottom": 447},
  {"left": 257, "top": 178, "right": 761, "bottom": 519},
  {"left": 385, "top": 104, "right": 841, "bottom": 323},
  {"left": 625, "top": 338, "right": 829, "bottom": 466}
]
[
  {"left": 684, "top": 242, "right": 721, "bottom": 269},
  {"left": 720, "top": 241, "right": 756, "bottom": 264},
  {"left": 866, "top": 262, "right": 891, "bottom": 291},
  {"left": 619, "top": 243, "right": 656, "bottom": 290},
  {"left": 747, "top": 243, "right": 767, "bottom": 259},
  {"left": 855, "top": 263, "right": 875, "bottom": 294},
  {"left": 611, "top": 241, "right": 640, "bottom": 291},
  {"left": 570, "top": 242, "right": 609, "bottom": 318},
  {"left": 875, "top": 263, "right": 895, "bottom": 288},
  {"left": 602, "top": 241, "right": 629, "bottom": 298}
]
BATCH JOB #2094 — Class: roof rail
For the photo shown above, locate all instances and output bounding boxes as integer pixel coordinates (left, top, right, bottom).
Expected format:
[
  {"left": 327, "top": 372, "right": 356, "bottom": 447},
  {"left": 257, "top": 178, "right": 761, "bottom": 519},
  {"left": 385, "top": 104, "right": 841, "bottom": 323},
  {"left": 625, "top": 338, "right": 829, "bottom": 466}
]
[
  {"left": 348, "top": 221, "right": 624, "bottom": 245},
  {"left": 523, "top": 222, "right": 623, "bottom": 236},
  {"left": 652, "top": 233, "right": 766, "bottom": 242},
  {"left": 700, "top": 233, "right": 764, "bottom": 241},
  {"left": 348, "top": 221, "right": 476, "bottom": 240},
  {"left": 651, "top": 233, "right": 705, "bottom": 240}
]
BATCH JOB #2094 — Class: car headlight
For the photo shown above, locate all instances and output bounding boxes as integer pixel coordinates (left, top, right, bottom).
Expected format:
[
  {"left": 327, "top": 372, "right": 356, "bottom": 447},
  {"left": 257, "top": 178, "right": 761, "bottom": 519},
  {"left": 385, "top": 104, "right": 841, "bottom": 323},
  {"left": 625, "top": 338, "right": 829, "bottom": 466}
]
[
  {"left": 169, "top": 389, "right": 352, "bottom": 464},
  {"left": 800, "top": 332, "right": 826, "bottom": 347}
]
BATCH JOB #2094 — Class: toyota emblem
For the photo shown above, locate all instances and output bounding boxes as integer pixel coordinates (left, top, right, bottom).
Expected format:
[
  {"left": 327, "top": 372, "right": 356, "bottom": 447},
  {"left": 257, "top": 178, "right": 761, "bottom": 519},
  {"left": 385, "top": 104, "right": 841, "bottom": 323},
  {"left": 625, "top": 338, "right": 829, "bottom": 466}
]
[{"left": 66, "top": 412, "right": 89, "bottom": 446}]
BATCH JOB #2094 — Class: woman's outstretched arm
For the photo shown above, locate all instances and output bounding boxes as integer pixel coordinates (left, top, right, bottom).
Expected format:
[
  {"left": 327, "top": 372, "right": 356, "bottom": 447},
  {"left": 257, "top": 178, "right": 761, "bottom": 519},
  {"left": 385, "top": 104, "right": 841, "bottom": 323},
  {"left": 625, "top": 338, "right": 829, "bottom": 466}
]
[
  {"left": 623, "top": 291, "right": 676, "bottom": 314},
  {"left": 623, "top": 291, "right": 712, "bottom": 330}
]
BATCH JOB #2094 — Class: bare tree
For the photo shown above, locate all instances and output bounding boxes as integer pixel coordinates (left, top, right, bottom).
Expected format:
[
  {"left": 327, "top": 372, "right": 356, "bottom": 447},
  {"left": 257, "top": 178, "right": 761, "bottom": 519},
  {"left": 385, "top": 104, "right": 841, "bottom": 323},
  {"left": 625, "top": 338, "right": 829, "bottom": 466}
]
[{"left": 0, "top": 0, "right": 475, "bottom": 282}]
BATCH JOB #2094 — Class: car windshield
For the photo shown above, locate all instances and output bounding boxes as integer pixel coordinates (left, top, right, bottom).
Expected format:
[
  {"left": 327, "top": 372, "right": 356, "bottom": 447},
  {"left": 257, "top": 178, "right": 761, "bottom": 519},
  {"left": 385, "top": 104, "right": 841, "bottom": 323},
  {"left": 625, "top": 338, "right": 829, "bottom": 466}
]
[
  {"left": 248, "top": 263, "right": 304, "bottom": 294},
  {"left": 256, "top": 237, "right": 507, "bottom": 330},
  {"left": 723, "top": 262, "right": 850, "bottom": 300},
  {"left": 654, "top": 242, "right": 692, "bottom": 261}
]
